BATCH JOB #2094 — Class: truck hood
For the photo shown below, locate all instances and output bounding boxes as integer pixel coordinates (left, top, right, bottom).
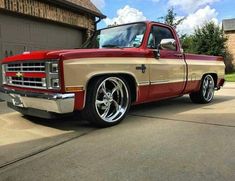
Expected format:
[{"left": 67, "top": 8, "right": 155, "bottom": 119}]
[{"left": 1, "top": 48, "right": 149, "bottom": 64}]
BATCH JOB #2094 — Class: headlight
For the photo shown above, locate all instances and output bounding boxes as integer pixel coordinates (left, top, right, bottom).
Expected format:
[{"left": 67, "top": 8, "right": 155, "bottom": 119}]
[
  {"left": 51, "top": 78, "right": 60, "bottom": 89},
  {"left": 51, "top": 63, "right": 59, "bottom": 73},
  {"left": 46, "top": 60, "right": 60, "bottom": 90}
]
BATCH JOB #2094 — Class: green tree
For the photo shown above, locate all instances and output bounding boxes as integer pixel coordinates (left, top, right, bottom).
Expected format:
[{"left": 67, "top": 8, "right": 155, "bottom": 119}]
[
  {"left": 180, "top": 34, "right": 194, "bottom": 53},
  {"left": 160, "top": 8, "right": 185, "bottom": 28},
  {"left": 191, "top": 22, "right": 227, "bottom": 55},
  {"left": 188, "top": 21, "right": 233, "bottom": 73}
]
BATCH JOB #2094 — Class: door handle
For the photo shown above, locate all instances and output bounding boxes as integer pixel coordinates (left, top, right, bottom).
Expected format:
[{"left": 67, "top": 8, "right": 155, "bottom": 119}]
[{"left": 136, "top": 64, "right": 147, "bottom": 73}]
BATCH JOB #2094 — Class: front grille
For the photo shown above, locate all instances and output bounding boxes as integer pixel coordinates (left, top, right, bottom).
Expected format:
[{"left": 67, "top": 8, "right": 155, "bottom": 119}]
[
  {"left": 3, "top": 61, "right": 47, "bottom": 89},
  {"left": 6, "top": 77, "right": 46, "bottom": 88},
  {"left": 6, "top": 62, "right": 45, "bottom": 72}
]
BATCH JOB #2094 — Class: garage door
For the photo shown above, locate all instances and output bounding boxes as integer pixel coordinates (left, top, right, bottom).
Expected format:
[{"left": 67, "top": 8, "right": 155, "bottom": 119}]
[
  {"left": 0, "top": 13, "right": 85, "bottom": 86},
  {"left": 0, "top": 13, "right": 84, "bottom": 59}
]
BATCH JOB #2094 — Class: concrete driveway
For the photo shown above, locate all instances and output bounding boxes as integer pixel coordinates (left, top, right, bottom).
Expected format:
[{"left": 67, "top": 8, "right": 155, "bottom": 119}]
[{"left": 0, "top": 83, "right": 234, "bottom": 181}]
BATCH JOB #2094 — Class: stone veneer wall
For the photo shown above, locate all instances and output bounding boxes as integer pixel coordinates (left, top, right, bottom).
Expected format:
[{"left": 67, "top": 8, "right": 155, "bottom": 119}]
[
  {"left": 66, "top": 0, "right": 101, "bottom": 14},
  {"left": 0, "top": 0, "right": 96, "bottom": 39},
  {"left": 226, "top": 31, "right": 235, "bottom": 65}
]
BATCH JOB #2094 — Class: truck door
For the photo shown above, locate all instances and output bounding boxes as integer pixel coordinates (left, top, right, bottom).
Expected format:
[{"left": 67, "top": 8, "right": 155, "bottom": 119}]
[{"left": 147, "top": 25, "right": 186, "bottom": 100}]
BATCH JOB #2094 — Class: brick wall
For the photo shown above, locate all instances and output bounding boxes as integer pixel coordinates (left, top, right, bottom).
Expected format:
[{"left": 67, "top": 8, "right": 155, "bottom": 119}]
[
  {"left": 0, "top": 0, "right": 96, "bottom": 34},
  {"left": 226, "top": 31, "right": 235, "bottom": 65}
]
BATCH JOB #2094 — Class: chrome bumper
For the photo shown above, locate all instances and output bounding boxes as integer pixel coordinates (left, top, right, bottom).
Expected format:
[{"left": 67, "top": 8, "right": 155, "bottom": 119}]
[{"left": 0, "top": 87, "right": 75, "bottom": 114}]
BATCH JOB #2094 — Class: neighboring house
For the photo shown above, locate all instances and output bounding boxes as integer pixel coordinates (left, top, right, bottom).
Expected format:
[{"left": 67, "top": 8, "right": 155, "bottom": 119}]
[
  {"left": 223, "top": 18, "right": 235, "bottom": 65},
  {"left": 0, "top": 0, "right": 106, "bottom": 59}
]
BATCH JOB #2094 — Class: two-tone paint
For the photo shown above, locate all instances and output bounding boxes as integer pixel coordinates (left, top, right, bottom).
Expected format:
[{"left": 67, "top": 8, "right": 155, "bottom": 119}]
[
  {"left": 1, "top": 21, "right": 225, "bottom": 113},
  {"left": 61, "top": 50, "right": 225, "bottom": 109}
]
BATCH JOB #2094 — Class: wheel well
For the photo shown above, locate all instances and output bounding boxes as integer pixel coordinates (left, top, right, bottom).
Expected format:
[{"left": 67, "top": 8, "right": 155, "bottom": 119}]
[
  {"left": 202, "top": 73, "right": 218, "bottom": 86},
  {"left": 86, "top": 74, "right": 137, "bottom": 103}
]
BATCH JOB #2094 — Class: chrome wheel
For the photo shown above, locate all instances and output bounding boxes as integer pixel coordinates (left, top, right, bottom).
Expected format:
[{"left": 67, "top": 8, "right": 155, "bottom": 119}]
[
  {"left": 202, "top": 75, "right": 215, "bottom": 102},
  {"left": 95, "top": 77, "right": 129, "bottom": 123}
]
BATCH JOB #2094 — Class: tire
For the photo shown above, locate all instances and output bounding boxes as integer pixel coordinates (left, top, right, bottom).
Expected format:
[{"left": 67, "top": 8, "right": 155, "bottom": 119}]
[
  {"left": 82, "top": 76, "right": 131, "bottom": 127},
  {"left": 190, "top": 74, "right": 215, "bottom": 104}
]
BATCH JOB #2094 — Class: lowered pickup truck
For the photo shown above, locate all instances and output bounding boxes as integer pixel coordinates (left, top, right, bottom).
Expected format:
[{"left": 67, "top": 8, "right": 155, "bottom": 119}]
[{"left": 0, "top": 21, "right": 225, "bottom": 127}]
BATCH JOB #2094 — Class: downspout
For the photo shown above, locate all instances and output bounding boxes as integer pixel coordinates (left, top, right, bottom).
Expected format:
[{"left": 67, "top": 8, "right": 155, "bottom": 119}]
[{"left": 95, "top": 17, "right": 102, "bottom": 30}]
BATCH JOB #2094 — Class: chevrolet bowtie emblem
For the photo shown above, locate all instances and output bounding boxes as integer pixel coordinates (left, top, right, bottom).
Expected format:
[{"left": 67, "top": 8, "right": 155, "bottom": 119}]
[{"left": 16, "top": 72, "right": 23, "bottom": 78}]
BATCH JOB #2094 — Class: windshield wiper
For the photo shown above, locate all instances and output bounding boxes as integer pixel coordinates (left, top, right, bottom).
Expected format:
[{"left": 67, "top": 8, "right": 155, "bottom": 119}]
[{"left": 102, "top": 44, "right": 121, "bottom": 48}]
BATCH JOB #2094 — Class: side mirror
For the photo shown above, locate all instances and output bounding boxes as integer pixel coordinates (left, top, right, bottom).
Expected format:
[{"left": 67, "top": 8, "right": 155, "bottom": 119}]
[{"left": 160, "top": 39, "right": 176, "bottom": 51}]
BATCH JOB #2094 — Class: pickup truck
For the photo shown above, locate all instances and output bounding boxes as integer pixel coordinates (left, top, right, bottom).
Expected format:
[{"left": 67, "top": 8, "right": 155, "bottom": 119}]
[{"left": 0, "top": 21, "right": 225, "bottom": 127}]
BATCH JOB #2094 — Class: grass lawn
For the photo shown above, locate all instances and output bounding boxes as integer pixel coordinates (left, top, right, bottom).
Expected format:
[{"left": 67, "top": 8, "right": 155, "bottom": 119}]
[{"left": 225, "top": 72, "right": 235, "bottom": 82}]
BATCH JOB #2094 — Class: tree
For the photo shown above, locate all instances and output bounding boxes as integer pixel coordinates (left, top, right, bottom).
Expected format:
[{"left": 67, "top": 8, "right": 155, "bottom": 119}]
[
  {"left": 191, "top": 22, "right": 227, "bottom": 55},
  {"left": 160, "top": 8, "right": 185, "bottom": 28},
  {"left": 189, "top": 22, "right": 233, "bottom": 73},
  {"left": 180, "top": 34, "right": 194, "bottom": 53}
]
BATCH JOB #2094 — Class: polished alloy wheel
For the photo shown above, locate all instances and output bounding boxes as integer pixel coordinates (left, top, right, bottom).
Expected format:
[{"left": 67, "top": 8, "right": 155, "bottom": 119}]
[
  {"left": 95, "top": 77, "right": 129, "bottom": 123},
  {"left": 202, "top": 75, "right": 215, "bottom": 102}
]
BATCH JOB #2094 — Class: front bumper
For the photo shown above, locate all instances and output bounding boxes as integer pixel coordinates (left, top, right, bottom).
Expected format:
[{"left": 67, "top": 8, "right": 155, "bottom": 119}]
[{"left": 0, "top": 87, "right": 75, "bottom": 114}]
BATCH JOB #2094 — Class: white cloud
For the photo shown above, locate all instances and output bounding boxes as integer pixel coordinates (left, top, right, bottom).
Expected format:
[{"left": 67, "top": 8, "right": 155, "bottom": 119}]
[
  {"left": 177, "top": 5, "right": 219, "bottom": 35},
  {"left": 168, "top": 0, "right": 219, "bottom": 13},
  {"left": 104, "top": 5, "right": 147, "bottom": 26},
  {"left": 91, "top": 0, "right": 105, "bottom": 9}
]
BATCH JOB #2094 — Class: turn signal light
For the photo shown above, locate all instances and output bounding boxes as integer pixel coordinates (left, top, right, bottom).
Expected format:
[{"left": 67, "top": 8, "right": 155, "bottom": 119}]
[{"left": 65, "top": 87, "right": 84, "bottom": 92}]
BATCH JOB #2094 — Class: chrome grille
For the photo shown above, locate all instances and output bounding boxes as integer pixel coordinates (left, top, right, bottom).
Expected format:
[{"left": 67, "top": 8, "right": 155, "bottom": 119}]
[
  {"left": 3, "top": 60, "right": 60, "bottom": 90},
  {"left": 6, "top": 77, "right": 46, "bottom": 89},
  {"left": 3, "top": 61, "right": 47, "bottom": 89},
  {"left": 6, "top": 62, "right": 45, "bottom": 72}
]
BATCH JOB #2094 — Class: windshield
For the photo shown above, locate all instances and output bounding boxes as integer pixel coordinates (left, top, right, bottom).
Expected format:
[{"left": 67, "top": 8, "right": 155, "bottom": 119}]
[{"left": 82, "top": 23, "right": 146, "bottom": 49}]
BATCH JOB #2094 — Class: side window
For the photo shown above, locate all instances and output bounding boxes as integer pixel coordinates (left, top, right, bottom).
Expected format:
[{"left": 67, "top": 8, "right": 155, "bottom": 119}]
[{"left": 147, "top": 26, "right": 176, "bottom": 50}]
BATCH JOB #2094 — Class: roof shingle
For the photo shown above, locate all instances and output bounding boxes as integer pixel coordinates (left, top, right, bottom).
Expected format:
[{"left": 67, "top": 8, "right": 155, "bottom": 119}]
[
  {"left": 65, "top": 0, "right": 102, "bottom": 15},
  {"left": 46, "top": 0, "right": 106, "bottom": 18}
]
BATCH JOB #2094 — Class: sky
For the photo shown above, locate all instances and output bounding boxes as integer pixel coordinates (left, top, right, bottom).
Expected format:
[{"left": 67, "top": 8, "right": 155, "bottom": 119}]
[{"left": 91, "top": 0, "right": 235, "bottom": 34}]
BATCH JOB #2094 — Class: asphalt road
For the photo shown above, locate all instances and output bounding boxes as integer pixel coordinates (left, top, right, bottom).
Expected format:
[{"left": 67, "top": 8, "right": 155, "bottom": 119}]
[{"left": 0, "top": 83, "right": 234, "bottom": 181}]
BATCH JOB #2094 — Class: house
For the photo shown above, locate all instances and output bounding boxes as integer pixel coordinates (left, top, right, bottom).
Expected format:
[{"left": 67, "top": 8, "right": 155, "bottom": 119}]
[
  {"left": 223, "top": 18, "right": 235, "bottom": 65},
  {"left": 0, "top": 0, "right": 106, "bottom": 59}
]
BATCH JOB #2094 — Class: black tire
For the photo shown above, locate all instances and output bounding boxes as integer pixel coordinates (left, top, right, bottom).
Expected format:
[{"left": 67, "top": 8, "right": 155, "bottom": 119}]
[
  {"left": 190, "top": 74, "right": 215, "bottom": 104},
  {"left": 82, "top": 76, "right": 131, "bottom": 127}
]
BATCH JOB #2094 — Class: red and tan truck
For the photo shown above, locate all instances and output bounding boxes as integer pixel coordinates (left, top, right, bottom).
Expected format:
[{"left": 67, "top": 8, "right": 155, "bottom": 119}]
[{"left": 0, "top": 21, "right": 225, "bottom": 127}]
